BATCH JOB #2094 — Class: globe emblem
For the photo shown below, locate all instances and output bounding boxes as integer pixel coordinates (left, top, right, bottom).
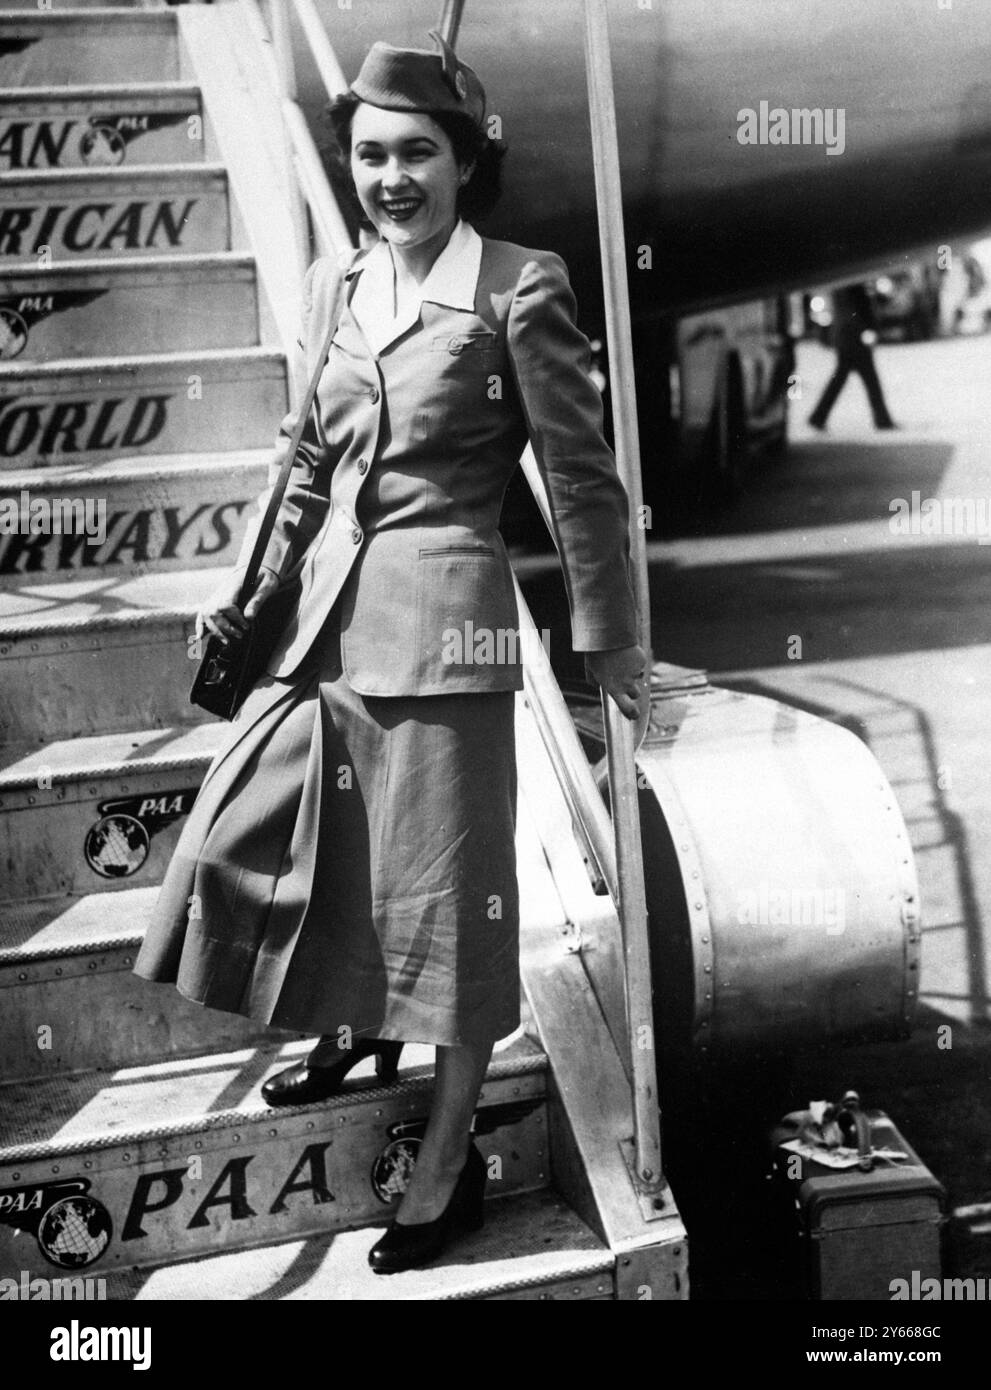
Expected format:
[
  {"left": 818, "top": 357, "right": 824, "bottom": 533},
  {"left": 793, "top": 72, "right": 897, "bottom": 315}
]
[
  {"left": 80, "top": 123, "right": 126, "bottom": 167},
  {"left": 371, "top": 1136, "right": 422, "bottom": 1204},
  {"left": 0, "top": 307, "right": 28, "bottom": 360},
  {"left": 84, "top": 813, "right": 150, "bottom": 879},
  {"left": 37, "top": 1196, "right": 113, "bottom": 1269}
]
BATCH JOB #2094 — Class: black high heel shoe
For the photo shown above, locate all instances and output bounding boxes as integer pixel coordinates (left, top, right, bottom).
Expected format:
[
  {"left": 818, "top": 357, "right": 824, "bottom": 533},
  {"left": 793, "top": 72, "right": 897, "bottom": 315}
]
[
  {"left": 261, "top": 1037, "right": 403, "bottom": 1107},
  {"left": 368, "top": 1141, "right": 486, "bottom": 1275}
]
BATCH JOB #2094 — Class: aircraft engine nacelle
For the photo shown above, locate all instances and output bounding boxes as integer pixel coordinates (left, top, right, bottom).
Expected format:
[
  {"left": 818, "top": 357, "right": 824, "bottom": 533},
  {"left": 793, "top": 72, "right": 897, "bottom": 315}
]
[
  {"left": 303, "top": 0, "right": 991, "bottom": 321},
  {"left": 570, "top": 669, "right": 919, "bottom": 1059}
]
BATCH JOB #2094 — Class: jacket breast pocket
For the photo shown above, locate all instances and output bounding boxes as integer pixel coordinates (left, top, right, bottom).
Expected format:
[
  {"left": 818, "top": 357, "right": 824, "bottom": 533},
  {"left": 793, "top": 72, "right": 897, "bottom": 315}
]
[
  {"left": 430, "top": 330, "right": 498, "bottom": 356},
  {"left": 421, "top": 330, "right": 503, "bottom": 438}
]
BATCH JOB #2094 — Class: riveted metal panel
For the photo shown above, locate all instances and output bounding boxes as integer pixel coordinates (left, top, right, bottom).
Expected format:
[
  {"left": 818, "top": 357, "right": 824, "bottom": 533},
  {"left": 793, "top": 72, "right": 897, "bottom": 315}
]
[
  {"left": 0, "top": 86, "right": 204, "bottom": 171},
  {"left": 0, "top": 453, "right": 269, "bottom": 587},
  {"left": 0, "top": 347, "right": 283, "bottom": 467},
  {"left": 573, "top": 677, "right": 919, "bottom": 1055},
  {"left": 0, "top": 165, "right": 228, "bottom": 262},
  {"left": 0, "top": 942, "right": 270, "bottom": 1080},
  {"left": 614, "top": 1238, "right": 689, "bottom": 1301},
  {"left": 0, "top": 12, "right": 179, "bottom": 87},
  {"left": 1, "top": 611, "right": 200, "bottom": 744},
  {"left": 0, "top": 255, "right": 258, "bottom": 360},
  {"left": 0, "top": 724, "right": 219, "bottom": 899},
  {"left": 0, "top": 1058, "right": 549, "bottom": 1278}
]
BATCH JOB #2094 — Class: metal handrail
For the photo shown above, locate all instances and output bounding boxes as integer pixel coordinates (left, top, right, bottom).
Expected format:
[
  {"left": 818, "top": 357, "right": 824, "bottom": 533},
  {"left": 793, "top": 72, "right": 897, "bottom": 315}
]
[
  {"left": 581, "top": 0, "right": 663, "bottom": 1198},
  {"left": 263, "top": 0, "right": 355, "bottom": 273},
  {"left": 282, "top": 100, "right": 353, "bottom": 260},
  {"left": 293, "top": 0, "right": 350, "bottom": 98}
]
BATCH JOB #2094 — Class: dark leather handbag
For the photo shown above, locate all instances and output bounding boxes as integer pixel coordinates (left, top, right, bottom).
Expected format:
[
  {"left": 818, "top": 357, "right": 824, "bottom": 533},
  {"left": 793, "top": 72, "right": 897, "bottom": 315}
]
[{"left": 189, "top": 271, "right": 347, "bottom": 720}]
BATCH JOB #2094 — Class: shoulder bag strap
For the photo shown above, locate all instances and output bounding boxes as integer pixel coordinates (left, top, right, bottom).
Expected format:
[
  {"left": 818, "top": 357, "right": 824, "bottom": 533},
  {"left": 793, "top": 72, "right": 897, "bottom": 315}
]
[{"left": 237, "top": 263, "right": 350, "bottom": 607}]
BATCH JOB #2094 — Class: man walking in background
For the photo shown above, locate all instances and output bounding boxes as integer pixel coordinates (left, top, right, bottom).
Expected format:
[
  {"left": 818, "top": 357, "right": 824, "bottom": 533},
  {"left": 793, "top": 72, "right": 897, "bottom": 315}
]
[{"left": 809, "top": 283, "right": 897, "bottom": 431}]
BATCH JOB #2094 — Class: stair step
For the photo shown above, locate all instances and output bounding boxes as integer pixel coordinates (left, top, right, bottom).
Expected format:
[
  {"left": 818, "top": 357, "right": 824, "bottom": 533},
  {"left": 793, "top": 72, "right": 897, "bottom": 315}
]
[
  {"left": 0, "top": 164, "right": 229, "bottom": 261},
  {"left": 0, "top": 450, "right": 271, "bottom": 586},
  {"left": 0, "top": 254, "right": 259, "bottom": 360},
  {"left": 0, "top": 1035, "right": 550, "bottom": 1278},
  {"left": 0, "top": 566, "right": 233, "bottom": 741},
  {"left": 0, "top": 83, "right": 202, "bottom": 171},
  {"left": 0, "top": 721, "right": 220, "bottom": 900},
  {"left": 101, "top": 1188, "right": 615, "bottom": 1300},
  {"left": 0, "top": 885, "right": 260, "bottom": 1080},
  {"left": 0, "top": 791, "right": 577, "bottom": 1079},
  {"left": 0, "top": 1, "right": 167, "bottom": 9},
  {"left": 0, "top": 346, "right": 285, "bottom": 468},
  {"left": 0, "top": 10, "right": 177, "bottom": 87},
  {"left": 0, "top": 886, "right": 272, "bottom": 1079}
]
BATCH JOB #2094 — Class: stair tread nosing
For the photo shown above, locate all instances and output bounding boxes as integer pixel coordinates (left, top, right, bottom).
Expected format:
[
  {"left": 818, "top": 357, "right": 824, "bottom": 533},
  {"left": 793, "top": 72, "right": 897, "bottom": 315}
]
[
  {"left": 0, "top": 346, "right": 284, "bottom": 378},
  {"left": 0, "top": 447, "right": 273, "bottom": 491},
  {"left": 0, "top": 7, "right": 174, "bottom": 18},
  {"left": 0, "top": 82, "right": 200, "bottom": 103},
  {"left": 0, "top": 1034, "right": 548, "bottom": 1162},
  {"left": 100, "top": 1188, "right": 614, "bottom": 1302},
  {"left": 0, "top": 568, "right": 225, "bottom": 635},
  {"left": 0, "top": 251, "right": 255, "bottom": 282},
  {"left": 0, "top": 883, "right": 156, "bottom": 959},
  {"left": 0, "top": 719, "right": 220, "bottom": 786},
  {"left": 1, "top": 162, "right": 225, "bottom": 187}
]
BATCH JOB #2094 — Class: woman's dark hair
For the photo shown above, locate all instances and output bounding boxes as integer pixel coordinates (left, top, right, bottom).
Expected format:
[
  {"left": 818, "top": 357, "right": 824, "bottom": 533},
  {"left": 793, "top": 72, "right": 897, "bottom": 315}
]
[{"left": 323, "top": 91, "right": 507, "bottom": 224}]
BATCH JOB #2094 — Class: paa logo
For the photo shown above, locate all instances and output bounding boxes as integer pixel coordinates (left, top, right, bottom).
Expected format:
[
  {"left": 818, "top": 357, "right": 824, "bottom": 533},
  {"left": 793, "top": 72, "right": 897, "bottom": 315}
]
[
  {"left": 370, "top": 1099, "right": 544, "bottom": 1203},
  {"left": 0, "top": 291, "right": 106, "bottom": 360},
  {"left": 0, "top": 1179, "right": 112, "bottom": 1271},
  {"left": 371, "top": 1121, "right": 426, "bottom": 1205},
  {"left": 84, "top": 787, "right": 198, "bottom": 880},
  {"left": 80, "top": 112, "right": 187, "bottom": 168},
  {"left": 80, "top": 124, "right": 126, "bottom": 167},
  {"left": 0, "top": 307, "right": 27, "bottom": 360}
]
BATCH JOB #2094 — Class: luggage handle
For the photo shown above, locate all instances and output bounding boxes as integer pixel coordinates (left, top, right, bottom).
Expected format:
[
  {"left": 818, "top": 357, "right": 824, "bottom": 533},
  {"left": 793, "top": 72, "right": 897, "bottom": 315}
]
[{"left": 837, "top": 1090, "right": 874, "bottom": 1171}]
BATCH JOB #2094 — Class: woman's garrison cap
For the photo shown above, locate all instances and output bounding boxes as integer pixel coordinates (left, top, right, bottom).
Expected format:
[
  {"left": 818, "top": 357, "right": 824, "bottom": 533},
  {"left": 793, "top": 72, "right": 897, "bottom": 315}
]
[{"left": 350, "top": 30, "right": 486, "bottom": 128}]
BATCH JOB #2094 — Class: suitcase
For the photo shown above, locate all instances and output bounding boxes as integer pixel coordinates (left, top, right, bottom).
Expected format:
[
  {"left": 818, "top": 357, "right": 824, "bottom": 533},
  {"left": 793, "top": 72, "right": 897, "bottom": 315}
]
[{"left": 769, "top": 1092, "right": 945, "bottom": 1301}]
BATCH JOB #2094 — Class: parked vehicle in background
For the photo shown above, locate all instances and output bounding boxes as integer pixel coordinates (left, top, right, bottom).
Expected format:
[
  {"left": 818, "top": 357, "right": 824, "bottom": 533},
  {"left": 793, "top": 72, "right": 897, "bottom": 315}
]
[
  {"left": 948, "top": 237, "right": 991, "bottom": 335},
  {"left": 668, "top": 295, "right": 794, "bottom": 507},
  {"left": 501, "top": 293, "right": 796, "bottom": 546},
  {"left": 806, "top": 242, "right": 991, "bottom": 344},
  {"left": 867, "top": 258, "right": 941, "bottom": 341}
]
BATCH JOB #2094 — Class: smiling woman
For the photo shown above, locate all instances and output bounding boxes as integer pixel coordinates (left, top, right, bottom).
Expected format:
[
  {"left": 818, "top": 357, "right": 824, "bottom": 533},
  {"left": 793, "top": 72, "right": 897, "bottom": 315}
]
[
  {"left": 325, "top": 86, "right": 506, "bottom": 235},
  {"left": 134, "top": 29, "right": 645, "bottom": 1281}
]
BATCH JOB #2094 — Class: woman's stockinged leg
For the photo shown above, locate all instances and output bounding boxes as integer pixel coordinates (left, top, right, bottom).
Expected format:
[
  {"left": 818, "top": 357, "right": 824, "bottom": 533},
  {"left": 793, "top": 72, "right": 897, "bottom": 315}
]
[{"left": 395, "top": 1037, "right": 496, "bottom": 1225}]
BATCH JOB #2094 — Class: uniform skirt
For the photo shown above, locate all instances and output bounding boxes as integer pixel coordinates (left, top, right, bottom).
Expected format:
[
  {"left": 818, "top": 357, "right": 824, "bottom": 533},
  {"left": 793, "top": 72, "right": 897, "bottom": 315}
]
[{"left": 133, "top": 607, "right": 520, "bottom": 1046}]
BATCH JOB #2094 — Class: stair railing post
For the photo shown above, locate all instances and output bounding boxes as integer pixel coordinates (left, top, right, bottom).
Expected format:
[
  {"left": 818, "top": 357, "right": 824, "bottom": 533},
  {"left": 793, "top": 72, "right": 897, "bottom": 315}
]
[
  {"left": 582, "top": 0, "right": 663, "bottom": 1197},
  {"left": 436, "top": 0, "right": 467, "bottom": 47},
  {"left": 264, "top": 0, "right": 311, "bottom": 301}
]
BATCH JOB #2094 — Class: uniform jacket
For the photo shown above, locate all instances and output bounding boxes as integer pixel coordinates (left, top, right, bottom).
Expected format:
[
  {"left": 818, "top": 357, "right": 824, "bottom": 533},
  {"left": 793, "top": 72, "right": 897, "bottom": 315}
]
[{"left": 231, "top": 225, "right": 639, "bottom": 696}]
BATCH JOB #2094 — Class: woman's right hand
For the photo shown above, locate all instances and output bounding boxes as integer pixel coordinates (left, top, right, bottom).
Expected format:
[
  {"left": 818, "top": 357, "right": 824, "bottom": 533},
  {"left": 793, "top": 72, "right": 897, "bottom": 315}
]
[{"left": 195, "top": 566, "right": 280, "bottom": 646}]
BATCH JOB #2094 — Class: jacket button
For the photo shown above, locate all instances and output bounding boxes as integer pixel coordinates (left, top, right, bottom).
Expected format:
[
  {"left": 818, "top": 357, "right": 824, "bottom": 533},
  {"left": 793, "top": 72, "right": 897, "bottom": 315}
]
[
  {"left": 357, "top": 457, "right": 368, "bottom": 474},
  {"left": 369, "top": 387, "right": 380, "bottom": 403},
  {"left": 351, "top": 527, "right": 362, "bottom": 545}
]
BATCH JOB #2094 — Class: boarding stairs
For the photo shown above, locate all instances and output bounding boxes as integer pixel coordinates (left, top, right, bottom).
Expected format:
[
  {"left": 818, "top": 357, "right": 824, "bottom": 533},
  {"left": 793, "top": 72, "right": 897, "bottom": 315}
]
[{"left": 0, "top": 0, "right": 686, "bottom": 1299}]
